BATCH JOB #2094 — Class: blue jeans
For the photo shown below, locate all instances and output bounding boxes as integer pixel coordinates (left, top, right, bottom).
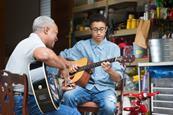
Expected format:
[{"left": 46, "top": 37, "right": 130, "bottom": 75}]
[
  {"left": 62, "top": 86, "right": 117, "bottom": 115},
  {"left": 14, "top": 95, "right": 81, "bottom": 115}
]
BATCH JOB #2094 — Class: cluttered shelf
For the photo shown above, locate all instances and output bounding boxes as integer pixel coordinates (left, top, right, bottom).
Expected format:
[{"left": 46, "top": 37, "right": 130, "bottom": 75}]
[
  {"left": 116, "top": 90, "right": 139, "bottom": 96},
  {"left": 75, "top": 29, "right": 136, "bottom": 38},
  {"left": 126, "top": 57, "right": 149, "bottom": 66},
  {"left": 73, "top": 0, "right": 137, "bottom": 13},
  {"left": 138, "top": 61, "right": 173, "bottom": 67},
  {"left": 73, "top": 0, "right": 106, "bottom": 13},
  {"left": 74, "top": 30, "right": 91, "bottom": 38},
  {"left": 110, "top": 29, "right": 137, "bottom": 37},
  {"left": 137, "top": 62, "right": 173, "bottom": 114}
]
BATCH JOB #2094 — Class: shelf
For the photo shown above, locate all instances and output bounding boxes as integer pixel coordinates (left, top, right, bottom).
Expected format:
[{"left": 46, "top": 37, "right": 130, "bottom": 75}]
[
  {"left": 126, "top": 57, "right": 149, "bottom": 66},
  {"left": 73, "top": 0, "right": 137, "bottom": 13},
  {"left": 110, "top": 29, "right": 137, "bottom": 37},
  {"left": 94, "top": 0, "right": 107, "bottom": 9},
  {"left": 73, "top": 0, "right": 107, "bottom": 13},
  {"left": 108, "top": 0, "right": 137, "bottom": 8},
  {"left": 74, "top": 30, "right": 91, "bottom": 38},
  {"left": 123, "top": 90, "right": 139, "bottom": 94},
  {"left": 75, "top": 29, "right": 136, "bottom": 38},
  {"left": 117, "top": 90, "right": 139, "bottom": 95},
  {"left": 138, "top": 61, "right": 173, "bottom": 67}
]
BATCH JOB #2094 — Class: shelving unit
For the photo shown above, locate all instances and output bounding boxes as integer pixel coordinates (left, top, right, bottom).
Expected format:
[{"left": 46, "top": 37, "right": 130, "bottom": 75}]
[
  {"left": 72, "top": 1, "right": 150, "bottom": 74},
  {"left": 74, "top": 30, "right": 91, "bottom": 38},
  {"left": 138, "top": 62, "right": 173, "bottom": 114},
  {"left": 72, "top": 0, "right": 148, "bottom": 66},
  {"left": 110, "top": 28, "right": 137, "bottom": 37},
  {"left": 126, "top": 57, "right": 149, "bottom": 66},
  {"left": 72, "top": 0, "right": 138, "bottom": 39},
  {"left": 73, "top": 0, "right": 107, "bottom": 13},
  {"left": 73, "top": 0, "right": 137, "bottom": 13},
  {"left": 75, "top": 28, "right": 137, "bottom": 38}
]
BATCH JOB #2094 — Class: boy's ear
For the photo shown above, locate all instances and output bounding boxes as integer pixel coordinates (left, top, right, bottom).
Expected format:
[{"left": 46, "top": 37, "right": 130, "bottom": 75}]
[{"left": 105, "top": 26, "right": 108, "bottom": 31}]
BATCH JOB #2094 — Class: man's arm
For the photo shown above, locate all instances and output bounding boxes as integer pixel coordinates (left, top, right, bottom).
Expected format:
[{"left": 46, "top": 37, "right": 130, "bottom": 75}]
[{"left": 33, "top": 47, "right": 67, "bottom": 70}]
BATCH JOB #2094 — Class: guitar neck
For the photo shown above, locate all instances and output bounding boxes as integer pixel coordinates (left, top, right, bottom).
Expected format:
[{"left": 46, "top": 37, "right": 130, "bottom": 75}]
[{"left": 78, "top": 57, "right": 119, "bottom": 72}]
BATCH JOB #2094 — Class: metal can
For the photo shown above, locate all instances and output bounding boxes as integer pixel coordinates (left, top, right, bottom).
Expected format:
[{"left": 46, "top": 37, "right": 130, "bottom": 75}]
[
  {"left": 156, "top": 7, "right": 160, "bottom": 19},
  {"left": 131, "top": 19, "right": 137, "bottom": 29},
  {"left": 128, "top": 14, "right": 134, "bottom": 19},
  {"left": 126, "top": 19, "right": 131, "bottom": 29}
]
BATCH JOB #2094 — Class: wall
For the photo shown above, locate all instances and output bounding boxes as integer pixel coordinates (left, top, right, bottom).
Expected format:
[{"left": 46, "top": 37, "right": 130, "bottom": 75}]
[
  {"left": 0, "top": 0, "right": 5, "bottom": 69},
  {"left": 5, "top": 0, "right": 40, "bottom": 57},
  {"left": 5, "top": 0, "right": 73, "bottom": 57},
  {"left": 52, "top": 0, "right": 73, "bottom": 53}
]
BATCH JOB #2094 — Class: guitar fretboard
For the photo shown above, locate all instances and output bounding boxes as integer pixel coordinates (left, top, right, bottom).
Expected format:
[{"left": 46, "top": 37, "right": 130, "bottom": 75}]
[{"left": 77, "top": 57, "right": 121, "bottom": 72}]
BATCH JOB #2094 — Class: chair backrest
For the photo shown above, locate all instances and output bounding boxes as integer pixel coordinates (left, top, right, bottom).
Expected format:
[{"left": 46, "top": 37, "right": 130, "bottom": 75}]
[{"left": 0, "top": 70, "right": 28, "bottom": 115}]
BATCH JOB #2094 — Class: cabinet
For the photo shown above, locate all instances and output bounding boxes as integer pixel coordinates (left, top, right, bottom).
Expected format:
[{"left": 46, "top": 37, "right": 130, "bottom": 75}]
[
  {"left": 138, "top": 62, "right": 173, "bottom": 114},
  {"left": 72, "top": 0, "right": 146, "bottom": 60},
  {"left": 72, "top": 0, "right": 138, "bottom": 41}
]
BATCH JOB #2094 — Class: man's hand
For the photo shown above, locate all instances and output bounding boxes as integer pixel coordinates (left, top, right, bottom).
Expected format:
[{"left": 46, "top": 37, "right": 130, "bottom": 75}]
[
  {"left": 59, "top": 68, "right": 72, "bottom": 85},
  {"left": 59, "top": 68, "right": 70, "bottom": 79},
  {"left": 59, "top": 68, "right": 76, "bottom": 91},
  {"left": 62, "top": 83, "right": 76, "bottom": 91},
  {"left": 67, "top": 61, "right": 79, "bottom": 74}
]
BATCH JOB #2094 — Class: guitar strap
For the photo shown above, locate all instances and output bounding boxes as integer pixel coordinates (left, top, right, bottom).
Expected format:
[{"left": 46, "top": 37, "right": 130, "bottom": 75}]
[{"left": 46, "top": 67, "right": 63, "bottom": 102}]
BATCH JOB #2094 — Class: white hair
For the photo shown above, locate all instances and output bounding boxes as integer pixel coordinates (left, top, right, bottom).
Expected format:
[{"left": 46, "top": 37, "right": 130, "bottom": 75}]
[{"left": 32, "top": 16, "right": 56, "bottom": 32}]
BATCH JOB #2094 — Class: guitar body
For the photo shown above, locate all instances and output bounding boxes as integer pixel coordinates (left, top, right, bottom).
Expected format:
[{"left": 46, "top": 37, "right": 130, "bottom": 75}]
[
  {"left": 74, "top": 71, "right": 90, "bottom": 87},
  {"left": 70, "top": 56, "right": 135, "bottom": 87},
  {"left": 28, "top": 61, "right": 61, "bottom": 113},
  {"left": 71, "top": 58, "right": 91, "bottom": 87}
]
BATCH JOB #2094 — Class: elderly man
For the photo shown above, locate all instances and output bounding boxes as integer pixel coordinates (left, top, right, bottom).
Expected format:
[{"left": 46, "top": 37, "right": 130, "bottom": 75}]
[{"left": 5, "top": 16, "right": 80, "bottom": 115}]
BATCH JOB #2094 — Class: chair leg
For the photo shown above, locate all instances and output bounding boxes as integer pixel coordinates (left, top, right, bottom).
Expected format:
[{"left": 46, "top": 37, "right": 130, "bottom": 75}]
[
  {"left": 89, "top": 112, "right": 95, "bottom": 115},
  {"left": 81, "top": 112, "right": 97, "bottom": 115}
]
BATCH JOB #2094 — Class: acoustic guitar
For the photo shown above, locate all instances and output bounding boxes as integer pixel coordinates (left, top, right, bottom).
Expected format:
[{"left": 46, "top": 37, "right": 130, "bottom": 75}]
[
  {"left": 28, "top": 61, "right": 62, "bottom": 113},
  {"left": 28, "top": 55, "right": 135, "bottom": 113},
  {"left": 69, "top": 55, "right": 135, "bottom": 87}
]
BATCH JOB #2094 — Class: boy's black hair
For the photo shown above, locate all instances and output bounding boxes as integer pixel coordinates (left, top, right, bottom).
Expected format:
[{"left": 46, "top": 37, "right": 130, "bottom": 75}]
[{"left": 89, "top": 14, "right": 108, "bottom": 27}]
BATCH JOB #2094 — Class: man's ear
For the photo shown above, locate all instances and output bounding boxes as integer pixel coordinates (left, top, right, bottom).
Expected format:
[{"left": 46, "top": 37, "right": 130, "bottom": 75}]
[{"left": 44, "top": 27, "right": 49, "bottom": 34}]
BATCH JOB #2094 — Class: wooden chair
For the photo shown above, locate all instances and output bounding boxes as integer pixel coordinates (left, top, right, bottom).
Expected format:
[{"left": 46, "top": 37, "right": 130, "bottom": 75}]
[
  {"left": 78, "top": 101, "right": 98, "bottom": 114},
  {"left": 77, "top": 78, "right": 125, "bottom": 115},
  {"left": 0, "top": 70, "right": 28, "bottom": 115}
]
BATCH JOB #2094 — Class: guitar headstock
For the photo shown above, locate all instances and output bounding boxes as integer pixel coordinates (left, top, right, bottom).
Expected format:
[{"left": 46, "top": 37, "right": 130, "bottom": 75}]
[{"left": 118, "top": 55, "right": 135, "bottom": 64}]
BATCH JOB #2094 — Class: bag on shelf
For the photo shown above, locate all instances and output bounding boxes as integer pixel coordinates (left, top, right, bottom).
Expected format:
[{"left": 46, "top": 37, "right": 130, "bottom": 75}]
[{"left": 134, "top": 20, "right": 151, "bottom": 49}]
